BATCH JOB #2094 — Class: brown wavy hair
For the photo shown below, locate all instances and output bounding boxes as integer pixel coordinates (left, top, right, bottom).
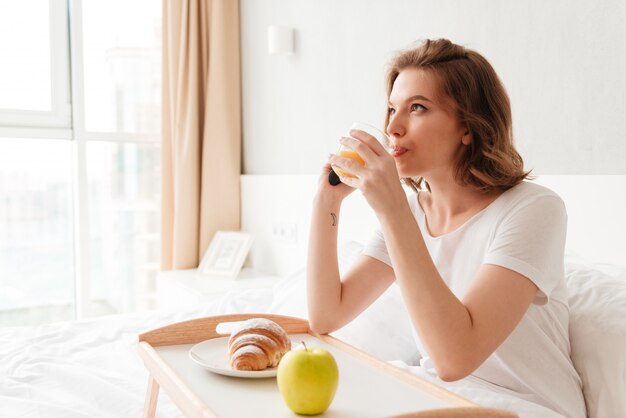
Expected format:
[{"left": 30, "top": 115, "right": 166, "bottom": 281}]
[{"left": 385, "top": 39, "right": 531, "bottom": 193}]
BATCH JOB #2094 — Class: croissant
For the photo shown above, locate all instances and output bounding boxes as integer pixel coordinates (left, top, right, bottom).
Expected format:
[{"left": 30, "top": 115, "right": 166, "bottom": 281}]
[{"left": 228, "top": 318, "right": 291, "bottom": 371}]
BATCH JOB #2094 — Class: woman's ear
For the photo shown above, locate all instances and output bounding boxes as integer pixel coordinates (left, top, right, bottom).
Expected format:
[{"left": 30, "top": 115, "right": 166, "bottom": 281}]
[{"left": 461, "top": 130, "right": 471, "bottom": 145}]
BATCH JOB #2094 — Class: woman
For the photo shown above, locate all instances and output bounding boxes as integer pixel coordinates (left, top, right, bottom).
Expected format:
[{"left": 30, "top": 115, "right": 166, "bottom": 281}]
[{"left": 307, "top": 39, "right": 585, "bottom": 418}]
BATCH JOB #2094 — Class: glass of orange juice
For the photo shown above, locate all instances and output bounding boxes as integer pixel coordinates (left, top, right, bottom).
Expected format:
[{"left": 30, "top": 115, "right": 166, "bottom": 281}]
[{"left": 329, "top": 122, "right": 391, "bottom": 184}]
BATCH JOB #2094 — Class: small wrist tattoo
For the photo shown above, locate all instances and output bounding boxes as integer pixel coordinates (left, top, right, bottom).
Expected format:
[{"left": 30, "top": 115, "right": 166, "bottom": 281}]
[{"left": 330, "top": 212, "right": 337, "bottom": 226}]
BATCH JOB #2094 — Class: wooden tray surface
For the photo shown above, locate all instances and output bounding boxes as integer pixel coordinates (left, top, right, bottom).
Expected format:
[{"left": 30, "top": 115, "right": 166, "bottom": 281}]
[{"left": 137, "top": 313, "right": 477, "bottom": 418}]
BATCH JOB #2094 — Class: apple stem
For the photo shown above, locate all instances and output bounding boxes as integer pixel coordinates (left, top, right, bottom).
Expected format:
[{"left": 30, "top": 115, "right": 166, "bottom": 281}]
[{"left": 301, "top": 341, "right": 308, "bottom": 351}]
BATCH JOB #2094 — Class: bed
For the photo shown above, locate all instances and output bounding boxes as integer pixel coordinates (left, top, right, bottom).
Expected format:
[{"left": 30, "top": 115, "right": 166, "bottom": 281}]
[{"left": 1, "top": 175, "right": 625, "bottom": 418}]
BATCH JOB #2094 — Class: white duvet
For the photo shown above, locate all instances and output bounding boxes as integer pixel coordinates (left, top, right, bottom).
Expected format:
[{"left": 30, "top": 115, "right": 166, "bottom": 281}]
[
  {"left": 0, "top": 297, "right": 553, "bottom": 418},
  {"left": 1, "top": 248, "right": 625, "bottom": 418}
]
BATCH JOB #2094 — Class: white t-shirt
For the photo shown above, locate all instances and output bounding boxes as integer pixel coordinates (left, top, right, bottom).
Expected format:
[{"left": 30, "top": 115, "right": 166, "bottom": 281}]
[{"left": 362, "top": 181, "right": 586, "bottom": 418}]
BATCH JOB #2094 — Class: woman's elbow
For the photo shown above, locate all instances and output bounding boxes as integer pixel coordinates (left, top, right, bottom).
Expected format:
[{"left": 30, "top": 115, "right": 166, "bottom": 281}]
[
  {"left": 308, "top": 317, "right": 336, "bottom": 335},
  {"left": 433, "top": 359, "right": 476, "bottom": 382},
  {"left": 437, "top": 368, "right": 470, "bottom": 382},
  {"left": 309, "top": 322, "right": 332, "bottom": 335}
]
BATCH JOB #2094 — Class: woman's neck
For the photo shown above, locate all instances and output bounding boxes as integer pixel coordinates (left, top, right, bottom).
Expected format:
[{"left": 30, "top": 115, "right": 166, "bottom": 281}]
[{"left": 419, "top": 176, "right": 501, "bottom": 235}]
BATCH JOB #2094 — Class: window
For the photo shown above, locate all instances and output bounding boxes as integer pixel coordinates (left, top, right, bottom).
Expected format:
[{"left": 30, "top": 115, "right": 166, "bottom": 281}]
[
  {"left": 0, "top": 137, "right": 75, "bottom": 325},
  {"left": 0, "top": 0, "right": 71, "bottom": 129},
  {"left": 86, "top": 142, "right": 160, "bottom": 313},
  {"left": 80, "top": 1, "right": 160, "bottom": 134},
  {"left": 0, "top": 0, "right": 161, "bottom": 326}
]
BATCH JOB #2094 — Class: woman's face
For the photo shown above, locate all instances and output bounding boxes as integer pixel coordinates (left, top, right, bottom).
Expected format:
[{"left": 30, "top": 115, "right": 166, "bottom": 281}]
[{"left": 386, "top": 67, "right": 468, "bottom": 181}]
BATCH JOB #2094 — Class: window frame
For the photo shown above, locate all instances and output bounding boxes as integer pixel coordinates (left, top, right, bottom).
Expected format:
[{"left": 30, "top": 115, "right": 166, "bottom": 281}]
[
  {"left": 68, "top": 0, "right": 161, "bottom": 318},
  {"left": 0, "top": 0, "right": 72, "bottom": 132},
  {"left": 0, "top": 0, "right": 161, "bottom": 322}
]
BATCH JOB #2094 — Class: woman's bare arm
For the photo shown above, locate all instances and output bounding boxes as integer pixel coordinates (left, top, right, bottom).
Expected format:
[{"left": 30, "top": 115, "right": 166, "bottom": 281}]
[
  {"left": 306, "top": 193, "right": 395, "bottom": 334},
  {"left": 332, "top": 132, "right": 539, "bottom": 381},
  {"left": 378, "top": 204, "right": 538, "bottom": 381}
]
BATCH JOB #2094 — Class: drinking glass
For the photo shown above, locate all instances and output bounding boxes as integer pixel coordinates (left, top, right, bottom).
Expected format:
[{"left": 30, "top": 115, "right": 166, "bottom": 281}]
[{"left": 329, "top": 122, "right": 391, "bottom": 184}]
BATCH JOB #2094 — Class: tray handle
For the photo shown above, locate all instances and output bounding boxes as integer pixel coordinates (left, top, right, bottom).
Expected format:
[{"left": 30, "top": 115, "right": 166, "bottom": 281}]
[{"left": 138, "top": 313, "right": 310, "bottom": 347}]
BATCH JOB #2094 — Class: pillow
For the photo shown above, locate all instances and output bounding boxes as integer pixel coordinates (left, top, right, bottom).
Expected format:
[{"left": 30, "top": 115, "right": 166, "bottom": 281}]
[
  {"left": 332, "top": 282, "right": 420, "bottom": 365},
  {"left": 267, "top": 240, "right": 419, "bottom": 364},
  {"left": 565, "top": 252, "right": 626, "bottom": 418}
]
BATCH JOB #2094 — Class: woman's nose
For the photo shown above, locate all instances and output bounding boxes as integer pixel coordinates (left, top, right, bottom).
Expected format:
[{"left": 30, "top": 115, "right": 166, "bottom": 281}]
[{"left": 386, "top": 114, "right": 405, "bottom": 139}]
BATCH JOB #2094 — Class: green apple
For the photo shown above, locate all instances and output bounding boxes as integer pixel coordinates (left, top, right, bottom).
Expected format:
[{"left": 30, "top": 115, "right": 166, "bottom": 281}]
[{"left": 276, "top": 343, "right": 339, "bottom": 415}]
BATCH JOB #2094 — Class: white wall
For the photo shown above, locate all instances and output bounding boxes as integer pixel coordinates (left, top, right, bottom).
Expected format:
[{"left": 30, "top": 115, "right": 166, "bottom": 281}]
[
  {"left": 240, "top": 175, "right": 373, "bottom": 277},
  {"left": 241, "top": 0, "right": 626, "bottom": 175}
]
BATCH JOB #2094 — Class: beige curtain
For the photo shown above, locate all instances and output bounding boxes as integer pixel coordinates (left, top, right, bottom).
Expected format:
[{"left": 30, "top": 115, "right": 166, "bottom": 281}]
[{"left": 161, "top": 0, "right": 241, "bottom": 270}]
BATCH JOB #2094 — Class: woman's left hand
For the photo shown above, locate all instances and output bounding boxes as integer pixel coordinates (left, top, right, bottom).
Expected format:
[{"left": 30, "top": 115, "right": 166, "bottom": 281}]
[{"left": 329, "top": 129, "right": 408, "bottom": 216}]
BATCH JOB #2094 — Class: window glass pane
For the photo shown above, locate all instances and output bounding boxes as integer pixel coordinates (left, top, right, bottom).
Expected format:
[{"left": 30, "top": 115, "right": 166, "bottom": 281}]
[
  {"left": 0, "top": 0, "right": 52, "bottom": 111},
  {"left": 0, "top": 138, "right": 74, "bottom": 326},
  {"left": 86, "top": 142, "right": 160, "bottom": 314},
  {"left": 81, "top": 0, "right": 161, "bottom": 134}
]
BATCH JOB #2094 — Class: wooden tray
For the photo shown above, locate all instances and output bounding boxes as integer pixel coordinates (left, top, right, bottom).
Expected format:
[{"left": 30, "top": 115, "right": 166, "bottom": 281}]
[{"left": 137, "top": 313, "right": 478, "bottom": 418}]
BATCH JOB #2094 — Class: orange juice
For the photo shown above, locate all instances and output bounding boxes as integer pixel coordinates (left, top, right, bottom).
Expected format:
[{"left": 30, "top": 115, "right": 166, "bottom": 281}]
[{"left": 331, "top": 150, "right": 365, "bottom": 178}]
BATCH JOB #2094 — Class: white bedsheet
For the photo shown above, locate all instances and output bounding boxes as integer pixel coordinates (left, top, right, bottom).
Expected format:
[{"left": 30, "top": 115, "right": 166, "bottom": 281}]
[
  {"left": 0, "top": 290, "right": 553, "bottom": 418},
  {"left": 1, "top": 309, "right": 209, "bottom": 418},
  {"left": 2, "top": 249, "right": 625, "bottom": 418}
]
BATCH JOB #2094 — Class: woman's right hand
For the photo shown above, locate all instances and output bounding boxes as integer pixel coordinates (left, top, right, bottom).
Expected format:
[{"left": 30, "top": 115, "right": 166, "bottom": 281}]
[{"left": 316, "top": 161, "right": 355, "bottom": 203}]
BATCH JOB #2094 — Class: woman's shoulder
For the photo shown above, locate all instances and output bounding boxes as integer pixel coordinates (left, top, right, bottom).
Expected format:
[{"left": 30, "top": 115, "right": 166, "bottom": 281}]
[
  {"left": 489, "top": 181, "right": 567, "bottom": 225},
  {"left": 501, "top": 180, "right": 565, "bottom": 206}
]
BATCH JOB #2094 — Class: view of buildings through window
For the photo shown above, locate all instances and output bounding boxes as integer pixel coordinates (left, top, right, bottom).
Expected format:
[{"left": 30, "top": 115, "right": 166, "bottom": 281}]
[{"left": 0, "top": 0, "right": 161, "bottom": 326}]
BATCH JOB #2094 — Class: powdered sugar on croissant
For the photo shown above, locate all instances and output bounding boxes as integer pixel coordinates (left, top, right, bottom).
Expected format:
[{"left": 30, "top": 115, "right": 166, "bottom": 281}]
[{"left": 228, "top": 318, "right": 291, "bottom": 371}]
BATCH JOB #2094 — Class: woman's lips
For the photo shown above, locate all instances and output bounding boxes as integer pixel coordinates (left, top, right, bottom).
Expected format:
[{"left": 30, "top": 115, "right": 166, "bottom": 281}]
[{"left": 391, "top": 146, "right": 408, "bottom": 158}]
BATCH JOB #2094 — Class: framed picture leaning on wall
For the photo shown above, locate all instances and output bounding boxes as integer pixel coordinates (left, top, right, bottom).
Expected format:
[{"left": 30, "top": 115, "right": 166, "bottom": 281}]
[{"left": 198, "top": 231, "right": 254, "bottom": 279}]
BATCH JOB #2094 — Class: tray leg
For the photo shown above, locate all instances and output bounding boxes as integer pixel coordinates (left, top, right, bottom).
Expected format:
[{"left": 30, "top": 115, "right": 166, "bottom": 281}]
[{"left": 142, "top": 374, "right": 160, "bottom": 418}]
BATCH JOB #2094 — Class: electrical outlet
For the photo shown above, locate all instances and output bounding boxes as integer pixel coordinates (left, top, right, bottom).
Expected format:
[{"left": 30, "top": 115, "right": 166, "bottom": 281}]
[{"left": 272, "top": 222, "right": 298, "bottom": 244}]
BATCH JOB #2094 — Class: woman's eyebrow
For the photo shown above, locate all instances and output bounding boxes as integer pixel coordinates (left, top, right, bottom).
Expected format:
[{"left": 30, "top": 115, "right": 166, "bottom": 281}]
[{"left": 388, "top": 94, "right": 433, "bottom": 106}]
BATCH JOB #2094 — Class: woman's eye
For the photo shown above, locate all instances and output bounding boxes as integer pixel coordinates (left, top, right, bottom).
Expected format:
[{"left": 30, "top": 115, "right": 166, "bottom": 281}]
[
  {"left": 411, "top": 103, "right": 426, "bottom": 112},
  {"left": 387, "top": 107, "right": 396, "bottom": 115}
]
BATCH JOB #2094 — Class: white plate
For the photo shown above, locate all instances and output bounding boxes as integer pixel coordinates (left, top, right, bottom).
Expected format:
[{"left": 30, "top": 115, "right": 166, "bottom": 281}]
[{"left": 189, "top": 337, "right": 278, "bottom": 378}]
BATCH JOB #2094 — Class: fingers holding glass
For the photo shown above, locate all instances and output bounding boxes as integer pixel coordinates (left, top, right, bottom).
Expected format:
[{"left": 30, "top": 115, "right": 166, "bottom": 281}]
[{"left": 328, "top": 122, "right": 391, "bottom": 186}]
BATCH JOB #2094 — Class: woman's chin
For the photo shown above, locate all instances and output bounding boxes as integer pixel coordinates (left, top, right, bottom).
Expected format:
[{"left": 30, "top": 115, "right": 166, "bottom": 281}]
[{"left": 396, "top": 167, "right": 421, "bottom": 179}]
